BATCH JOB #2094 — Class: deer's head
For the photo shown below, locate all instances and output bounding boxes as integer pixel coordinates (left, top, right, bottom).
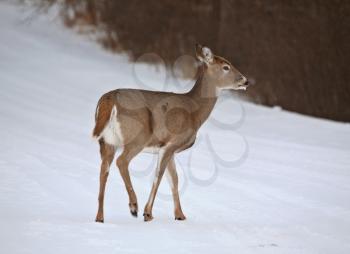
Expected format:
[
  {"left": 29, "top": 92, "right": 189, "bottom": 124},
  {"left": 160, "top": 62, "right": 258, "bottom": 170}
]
[{"left": 195, "top": 44, "right": 249, "bottom": 91}]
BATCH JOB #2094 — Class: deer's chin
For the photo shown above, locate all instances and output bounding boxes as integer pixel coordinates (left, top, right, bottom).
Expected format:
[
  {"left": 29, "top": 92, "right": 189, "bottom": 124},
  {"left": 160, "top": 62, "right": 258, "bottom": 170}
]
[{"left": 233, "top": 86, "right": 247, "bottom": 91}]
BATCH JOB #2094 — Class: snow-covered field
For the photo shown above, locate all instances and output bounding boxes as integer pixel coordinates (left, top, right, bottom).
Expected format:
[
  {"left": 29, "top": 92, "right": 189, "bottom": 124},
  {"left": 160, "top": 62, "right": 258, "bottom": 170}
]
[{"left": 1, "top": 2, "right": 350, "bottom": 253}]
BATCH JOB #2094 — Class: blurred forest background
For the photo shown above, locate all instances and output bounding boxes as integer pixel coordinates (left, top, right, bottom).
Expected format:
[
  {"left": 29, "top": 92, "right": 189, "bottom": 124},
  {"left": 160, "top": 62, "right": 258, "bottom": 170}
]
[{"left": 31, "top": 0, "right": 349, "bottom": 121}]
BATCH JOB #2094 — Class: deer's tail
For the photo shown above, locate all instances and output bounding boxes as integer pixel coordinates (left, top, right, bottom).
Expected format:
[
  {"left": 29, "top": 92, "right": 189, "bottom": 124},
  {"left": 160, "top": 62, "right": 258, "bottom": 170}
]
[{"left": 92, "top": 95, "right": 117, "bottom": 140}]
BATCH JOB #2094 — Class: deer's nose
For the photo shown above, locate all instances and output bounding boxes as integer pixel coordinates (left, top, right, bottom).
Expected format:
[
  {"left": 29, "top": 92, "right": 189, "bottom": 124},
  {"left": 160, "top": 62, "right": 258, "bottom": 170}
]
[{"left": 244, "top": 80, "right": 250, "bottom": 87}]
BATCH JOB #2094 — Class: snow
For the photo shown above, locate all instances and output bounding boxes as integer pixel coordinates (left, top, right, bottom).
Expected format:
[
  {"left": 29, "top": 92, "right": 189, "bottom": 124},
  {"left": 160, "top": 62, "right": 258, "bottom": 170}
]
[{"left": 1, "top": 2, "right": 350, "bottom": 253}]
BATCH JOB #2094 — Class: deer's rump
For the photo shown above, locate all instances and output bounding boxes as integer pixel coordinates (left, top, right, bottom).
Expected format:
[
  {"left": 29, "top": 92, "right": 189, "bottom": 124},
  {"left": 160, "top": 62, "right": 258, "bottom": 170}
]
[{"left": 92, "top": 90, "right": 117, "bottom": 139}]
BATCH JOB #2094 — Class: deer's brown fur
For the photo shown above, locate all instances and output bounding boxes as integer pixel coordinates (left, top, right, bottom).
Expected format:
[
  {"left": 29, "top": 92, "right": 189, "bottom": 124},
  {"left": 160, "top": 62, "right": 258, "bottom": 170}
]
[{"left": 93, "top": 44, "right": 249, "bottom": 222}]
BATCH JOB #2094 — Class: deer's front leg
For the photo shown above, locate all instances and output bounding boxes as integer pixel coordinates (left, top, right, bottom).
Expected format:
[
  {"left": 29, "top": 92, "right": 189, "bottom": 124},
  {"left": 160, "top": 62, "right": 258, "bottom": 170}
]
[
  {"left": 143, "top": 148, "right": 174, "bottom": 221},
  {"left": 166, "top": 156, "right": 186, "bottom": 220}
]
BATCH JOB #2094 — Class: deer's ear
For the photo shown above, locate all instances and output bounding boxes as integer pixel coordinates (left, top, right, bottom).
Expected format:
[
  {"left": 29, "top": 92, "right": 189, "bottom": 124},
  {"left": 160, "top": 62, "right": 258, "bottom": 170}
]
[{"left": 195, "top": 43, "right": 213, "bottom": 64}]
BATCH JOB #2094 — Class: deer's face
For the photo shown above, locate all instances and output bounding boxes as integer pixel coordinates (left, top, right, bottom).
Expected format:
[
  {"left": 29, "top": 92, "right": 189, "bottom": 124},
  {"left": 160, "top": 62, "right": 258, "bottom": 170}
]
[{"left": 195, "top": 44, "right": 249, "bottom": 91}]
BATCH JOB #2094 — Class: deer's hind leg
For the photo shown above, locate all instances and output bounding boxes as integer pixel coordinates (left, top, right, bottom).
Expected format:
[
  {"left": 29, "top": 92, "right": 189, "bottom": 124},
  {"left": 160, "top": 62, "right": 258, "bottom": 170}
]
[
  {"left": 116, "top": 144, "right": 143, "bottom": 217},
  {"left": 96, "top": 139, "right": 116, "bottom": 223}
]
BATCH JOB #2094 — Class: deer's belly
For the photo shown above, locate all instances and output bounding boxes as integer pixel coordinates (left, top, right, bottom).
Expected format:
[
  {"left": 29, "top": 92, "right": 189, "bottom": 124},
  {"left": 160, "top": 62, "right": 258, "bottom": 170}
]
[{"left": 141, "top": 146, "right": 161, "bottom": 154}]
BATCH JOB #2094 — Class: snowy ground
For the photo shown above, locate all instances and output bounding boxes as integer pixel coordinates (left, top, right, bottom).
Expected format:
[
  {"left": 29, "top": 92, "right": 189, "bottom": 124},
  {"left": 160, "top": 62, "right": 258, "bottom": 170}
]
[{"left": 1, "top": 2, "right": 350, "bottom": 253}]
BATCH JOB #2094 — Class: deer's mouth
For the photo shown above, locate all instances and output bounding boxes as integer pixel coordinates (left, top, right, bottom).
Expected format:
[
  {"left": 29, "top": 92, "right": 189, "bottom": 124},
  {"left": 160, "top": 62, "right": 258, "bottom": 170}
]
[{"left": 238, "top": 81, "right": 250, "bottom": 90}]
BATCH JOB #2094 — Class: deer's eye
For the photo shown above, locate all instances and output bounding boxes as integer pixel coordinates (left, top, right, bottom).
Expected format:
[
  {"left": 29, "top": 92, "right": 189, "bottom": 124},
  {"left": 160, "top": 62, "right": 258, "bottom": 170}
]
[{"left": 223, "top": 65, "right": 230, "bottom": 71}]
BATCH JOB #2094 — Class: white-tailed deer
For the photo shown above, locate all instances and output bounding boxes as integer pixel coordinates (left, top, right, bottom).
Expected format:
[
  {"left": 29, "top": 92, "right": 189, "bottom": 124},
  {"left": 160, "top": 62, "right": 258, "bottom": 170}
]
[{"left": 93, "top": 44, "right": 249, "bottom": 222}]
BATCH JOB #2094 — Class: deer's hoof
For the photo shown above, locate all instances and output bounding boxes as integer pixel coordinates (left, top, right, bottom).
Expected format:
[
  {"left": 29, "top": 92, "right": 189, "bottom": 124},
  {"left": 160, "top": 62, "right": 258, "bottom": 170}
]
[
  {"left": 129, "top": 203, "right": 138, "bottom": 218},
  {"left": 175, "top": 210, "right": 186, "bottom": 221},
  {"left": 95, "top": 218, "right": 104, "bottom": 223},
  {"left": 143, "top": 213, "right": 153, "bottom": 222},
  {"left": 95, "top": 213, "right": 104, "bottom": 223},
  {"left": 130, "top": 210, "right": 138, "bottom": 217},
  {"left": 175, "top": 215, "right": 186, "bottom": 221}
]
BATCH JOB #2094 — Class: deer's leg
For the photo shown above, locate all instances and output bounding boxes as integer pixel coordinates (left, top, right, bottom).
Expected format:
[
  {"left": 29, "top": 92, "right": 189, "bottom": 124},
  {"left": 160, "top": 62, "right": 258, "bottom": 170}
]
[
  {"left": 166, "top": 156, "right": 186, "bottom": 220},
  {"left": 143, "top": 148, "right": 175, "bottom": 221},
  {"left": 116, "top": 145, "right": 142, "bottom": 217},
  {"left": 96, "top": 140, "right": 116, "bottom": 223}
]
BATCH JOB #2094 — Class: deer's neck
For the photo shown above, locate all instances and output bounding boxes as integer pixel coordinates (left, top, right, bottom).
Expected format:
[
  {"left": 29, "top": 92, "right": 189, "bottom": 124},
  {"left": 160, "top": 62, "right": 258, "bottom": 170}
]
[{"left": 187, "top": 65, "right": 218, "bottom": 127}]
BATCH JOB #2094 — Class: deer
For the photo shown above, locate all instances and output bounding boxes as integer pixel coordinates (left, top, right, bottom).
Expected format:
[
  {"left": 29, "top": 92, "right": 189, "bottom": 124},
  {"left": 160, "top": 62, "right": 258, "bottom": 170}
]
[{"left": 92, "top": 44, "right": 249, "bottom": 222}]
